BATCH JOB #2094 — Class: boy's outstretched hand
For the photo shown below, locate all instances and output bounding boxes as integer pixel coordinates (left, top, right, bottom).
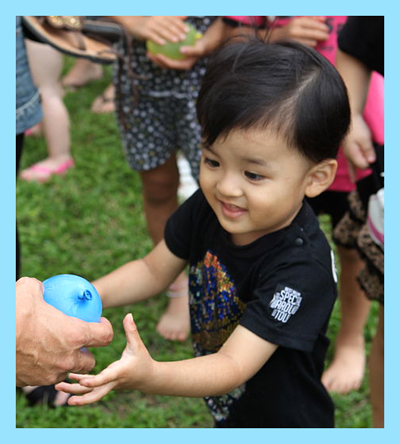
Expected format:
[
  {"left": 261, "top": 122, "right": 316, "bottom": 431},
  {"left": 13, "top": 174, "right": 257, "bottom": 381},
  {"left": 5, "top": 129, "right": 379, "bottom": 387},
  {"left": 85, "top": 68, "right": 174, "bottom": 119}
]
[{"left": 56, "top": 314, "right": 154, "bottom": 406}]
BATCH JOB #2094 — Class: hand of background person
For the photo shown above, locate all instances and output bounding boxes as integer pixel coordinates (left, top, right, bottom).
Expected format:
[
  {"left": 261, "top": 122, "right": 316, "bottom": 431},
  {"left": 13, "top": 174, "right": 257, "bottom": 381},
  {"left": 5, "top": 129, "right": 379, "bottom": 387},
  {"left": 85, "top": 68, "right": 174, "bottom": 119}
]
[
  {"left": 342, "top": 113, "right": 376, "bottom": 182},
  {"left": 146, "top": 37, "right": 208, "bottom": 70},
  {"left": 146, "top": 17, "right": 226, "bottom": 71},
  {"left": 16, "top": 277, "right": 114, "bottom": 387},
  {"left": 55, "top": 313, "right": 154, "bottom": 405},
  {"left": 121, "top": 16, "right": 189, "bottom": 45},
  {"left": 270, "top": 16, "right": 329, "bottom": 47}
]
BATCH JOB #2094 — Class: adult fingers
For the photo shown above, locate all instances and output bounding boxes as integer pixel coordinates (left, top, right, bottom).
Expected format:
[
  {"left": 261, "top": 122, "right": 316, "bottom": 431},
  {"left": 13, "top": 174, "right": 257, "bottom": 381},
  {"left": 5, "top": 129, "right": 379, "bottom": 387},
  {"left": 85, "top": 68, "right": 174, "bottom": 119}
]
[
  {"left": 68, "top": 348, "right": 97, "bottom": 375},
  {"left": 16, "top": 276, "right": 44, "bottom": 294},
  {"left": 82, "top": 317, "right": 114, "bottom": 348}
]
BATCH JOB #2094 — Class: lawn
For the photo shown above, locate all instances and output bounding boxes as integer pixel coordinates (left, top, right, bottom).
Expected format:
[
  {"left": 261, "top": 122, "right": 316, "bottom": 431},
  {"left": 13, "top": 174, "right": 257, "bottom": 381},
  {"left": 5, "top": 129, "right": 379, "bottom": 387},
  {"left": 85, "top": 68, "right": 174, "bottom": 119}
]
[{"left": 16, "top": 60, "right": 377, "bottom": 428}]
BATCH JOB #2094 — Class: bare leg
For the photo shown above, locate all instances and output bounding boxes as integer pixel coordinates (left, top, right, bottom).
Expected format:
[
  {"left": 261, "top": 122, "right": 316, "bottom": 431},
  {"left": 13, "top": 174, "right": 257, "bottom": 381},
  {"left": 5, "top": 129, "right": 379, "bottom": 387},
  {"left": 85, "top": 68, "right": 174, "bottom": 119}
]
[
  {"left": 62, "top": 58, "right": 103, "bottom": 90},
  {"left": 21, "top": 41, "right": 73, "bottom": 182},
  {"left": 370, "top": 305, "right": 384, "bottom": 427},
  {"left": 322, "top": 245, "right": 371, "bottom": 393},
  {"left": 139, "top": 153, "right": 190, "bottom": 341}
]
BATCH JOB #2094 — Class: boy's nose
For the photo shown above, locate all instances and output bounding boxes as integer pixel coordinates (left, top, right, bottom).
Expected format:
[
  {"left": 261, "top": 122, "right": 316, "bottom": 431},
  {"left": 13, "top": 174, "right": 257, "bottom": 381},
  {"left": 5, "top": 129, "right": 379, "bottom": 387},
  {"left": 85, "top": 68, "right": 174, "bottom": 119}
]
[{"left": 217, "top": 173, "right": 243, "bottom": 197}]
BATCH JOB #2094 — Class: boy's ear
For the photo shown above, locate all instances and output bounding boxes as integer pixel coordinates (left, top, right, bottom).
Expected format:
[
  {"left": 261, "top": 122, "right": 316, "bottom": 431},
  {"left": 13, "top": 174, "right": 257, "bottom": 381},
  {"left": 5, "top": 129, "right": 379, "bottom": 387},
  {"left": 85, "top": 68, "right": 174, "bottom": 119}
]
[{"left": 305, "top": 159, "right": 338, "bottom": 198}]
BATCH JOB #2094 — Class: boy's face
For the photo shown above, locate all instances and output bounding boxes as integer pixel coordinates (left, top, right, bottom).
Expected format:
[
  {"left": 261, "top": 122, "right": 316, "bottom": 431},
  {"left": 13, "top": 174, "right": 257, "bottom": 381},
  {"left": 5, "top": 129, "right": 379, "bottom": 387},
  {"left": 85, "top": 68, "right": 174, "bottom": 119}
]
[{"left": 199, "top": 129, "right": 316, "bottom": 246}]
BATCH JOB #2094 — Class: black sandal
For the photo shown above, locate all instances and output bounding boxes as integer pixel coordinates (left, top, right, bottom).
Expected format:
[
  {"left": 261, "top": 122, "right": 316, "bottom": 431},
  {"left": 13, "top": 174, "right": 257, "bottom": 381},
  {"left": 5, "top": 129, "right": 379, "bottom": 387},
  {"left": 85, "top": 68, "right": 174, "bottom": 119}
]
[
  {"left": 25, "top": 384, "right": 70, "bottom": 408},
  {"left": 22, "top": 16, "right": 122, "bottom": 65}
]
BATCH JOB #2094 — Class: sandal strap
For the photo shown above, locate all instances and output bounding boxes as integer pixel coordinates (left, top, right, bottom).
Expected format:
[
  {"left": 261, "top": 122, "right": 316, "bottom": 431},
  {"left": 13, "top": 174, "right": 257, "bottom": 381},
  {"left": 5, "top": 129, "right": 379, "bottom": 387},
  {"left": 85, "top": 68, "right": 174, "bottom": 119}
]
[{"left": 25, "top": 385, "right": 58, "bottom": 407}]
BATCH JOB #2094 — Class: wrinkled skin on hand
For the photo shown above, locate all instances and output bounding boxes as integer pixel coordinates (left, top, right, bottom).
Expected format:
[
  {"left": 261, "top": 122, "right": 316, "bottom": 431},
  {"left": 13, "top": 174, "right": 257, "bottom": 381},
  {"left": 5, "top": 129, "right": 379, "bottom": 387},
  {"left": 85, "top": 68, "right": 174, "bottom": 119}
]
[{"left": 16, "top": 277, "right": 113, "bottom": 387}]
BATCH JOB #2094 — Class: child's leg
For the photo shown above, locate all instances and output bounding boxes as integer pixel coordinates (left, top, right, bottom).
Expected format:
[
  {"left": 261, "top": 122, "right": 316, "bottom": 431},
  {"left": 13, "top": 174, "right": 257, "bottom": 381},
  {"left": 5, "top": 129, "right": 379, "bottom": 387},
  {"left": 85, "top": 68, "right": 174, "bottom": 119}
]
[
  {"left": 369, "top": 304, "right": 384, "bottom": 427},
  {"left": 21, "top": 41, "right": 73, "bottom": 182},
  {"left": 139, "top": 153, "right": 190, "bottom": 341},
  {"left": 322, "top": 245, "right": 371, "bottom": 393}
]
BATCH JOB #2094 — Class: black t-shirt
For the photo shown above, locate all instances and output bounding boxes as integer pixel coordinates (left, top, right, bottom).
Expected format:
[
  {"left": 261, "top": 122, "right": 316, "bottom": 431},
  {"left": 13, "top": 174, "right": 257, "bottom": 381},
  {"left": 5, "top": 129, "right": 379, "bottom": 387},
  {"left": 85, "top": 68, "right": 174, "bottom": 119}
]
[
  {"left": 165, "top": 189, "right": 337, "bottom": 427},
  {"left": 338, "top": 16, "right": 384, "bottom": 76}
]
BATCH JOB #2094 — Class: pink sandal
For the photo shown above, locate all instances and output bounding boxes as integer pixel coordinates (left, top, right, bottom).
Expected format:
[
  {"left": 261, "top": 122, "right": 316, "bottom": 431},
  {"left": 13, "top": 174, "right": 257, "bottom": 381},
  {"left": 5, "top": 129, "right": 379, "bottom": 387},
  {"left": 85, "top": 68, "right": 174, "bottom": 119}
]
[{"left": 20, "top": 158, "right": 75, "bottom": 183}]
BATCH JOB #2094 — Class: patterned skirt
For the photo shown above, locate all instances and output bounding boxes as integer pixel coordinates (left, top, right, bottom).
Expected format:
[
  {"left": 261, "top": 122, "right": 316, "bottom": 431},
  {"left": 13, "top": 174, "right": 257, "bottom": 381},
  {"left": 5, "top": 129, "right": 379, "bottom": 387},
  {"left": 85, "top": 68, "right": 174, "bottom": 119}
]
[{"left": 333, "top": 189, "right": 384, "bottom": 304}]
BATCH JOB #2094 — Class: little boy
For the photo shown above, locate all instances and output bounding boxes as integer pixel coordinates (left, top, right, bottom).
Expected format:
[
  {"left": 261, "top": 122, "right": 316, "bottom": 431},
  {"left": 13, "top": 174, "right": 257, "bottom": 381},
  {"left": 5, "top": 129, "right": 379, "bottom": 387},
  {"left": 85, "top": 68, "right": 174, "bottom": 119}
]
[{"left": 57, "top": 39, "right": 350, "bottom": 427}]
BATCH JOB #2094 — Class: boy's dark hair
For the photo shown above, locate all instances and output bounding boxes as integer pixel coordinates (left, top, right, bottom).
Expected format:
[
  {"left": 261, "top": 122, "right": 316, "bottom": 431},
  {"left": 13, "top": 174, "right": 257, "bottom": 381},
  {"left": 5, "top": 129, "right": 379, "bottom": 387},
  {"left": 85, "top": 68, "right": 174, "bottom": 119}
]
[{"left": 197, "top": 38, "right": 351, "bottom": 163}]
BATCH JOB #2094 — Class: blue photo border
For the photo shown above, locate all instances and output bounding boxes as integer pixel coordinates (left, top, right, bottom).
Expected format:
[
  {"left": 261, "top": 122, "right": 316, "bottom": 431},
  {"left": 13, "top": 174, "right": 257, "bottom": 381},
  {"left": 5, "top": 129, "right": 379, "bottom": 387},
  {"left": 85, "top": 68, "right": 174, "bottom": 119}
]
[{"left": 4, "top": 1, "right": 395, "bottom": 442}]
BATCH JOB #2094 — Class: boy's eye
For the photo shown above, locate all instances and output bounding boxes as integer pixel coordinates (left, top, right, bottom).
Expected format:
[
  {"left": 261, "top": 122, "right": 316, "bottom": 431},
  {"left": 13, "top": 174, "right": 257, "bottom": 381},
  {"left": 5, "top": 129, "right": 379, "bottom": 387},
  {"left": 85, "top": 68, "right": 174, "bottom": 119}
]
[
  {"left": 245, "top": 171, "right": 265, "bottom": 181},
  {"left": 204, "top": 157, "right": 220, "bottom": 168}
]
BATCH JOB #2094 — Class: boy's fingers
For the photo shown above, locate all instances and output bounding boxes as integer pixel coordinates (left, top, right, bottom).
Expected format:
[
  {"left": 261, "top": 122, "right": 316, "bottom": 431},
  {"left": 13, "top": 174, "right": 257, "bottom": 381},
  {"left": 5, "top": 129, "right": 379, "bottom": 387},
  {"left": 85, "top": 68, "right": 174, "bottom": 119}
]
[
  {"left": 68, "top": 372, "right": 94, "bottom": 382},
  {"left": 68, "top": 385, "right": 111, "bottom": 406},
  {"left": 55, "top": 381, "right": 93, "bottom": 395},
  {"left": 78, "top": 366, "right": 118, "bottom": 388},
  {"left": 123, "top": 313, "right": 145, "bottom": 350}
]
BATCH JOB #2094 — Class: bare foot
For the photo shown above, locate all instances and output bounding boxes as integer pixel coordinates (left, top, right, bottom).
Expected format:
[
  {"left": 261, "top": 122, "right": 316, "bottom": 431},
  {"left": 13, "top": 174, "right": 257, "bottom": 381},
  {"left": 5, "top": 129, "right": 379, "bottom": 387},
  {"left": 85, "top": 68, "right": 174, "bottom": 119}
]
[
  {"left": 156, "top": 278, "right": 190, "bottom": 341},
  {"left": 62, "top": 60, "right": 103, "bottom": 90},
  {"left": 20, "top": 155, "right": 74, "bottom": 183},
  {"left": 322, "top": 334, "right": 366, "bottom": 394},
  {"left": 91, "top": 84, "right": 115, "bottom": 114}
]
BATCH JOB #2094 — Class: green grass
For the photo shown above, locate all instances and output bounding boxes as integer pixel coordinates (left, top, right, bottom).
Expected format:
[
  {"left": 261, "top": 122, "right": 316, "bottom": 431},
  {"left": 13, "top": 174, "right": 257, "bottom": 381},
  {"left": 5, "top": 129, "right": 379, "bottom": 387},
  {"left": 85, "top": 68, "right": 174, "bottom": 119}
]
[{"left": 16, "top": 60, "right": 377, "bottom": 428}]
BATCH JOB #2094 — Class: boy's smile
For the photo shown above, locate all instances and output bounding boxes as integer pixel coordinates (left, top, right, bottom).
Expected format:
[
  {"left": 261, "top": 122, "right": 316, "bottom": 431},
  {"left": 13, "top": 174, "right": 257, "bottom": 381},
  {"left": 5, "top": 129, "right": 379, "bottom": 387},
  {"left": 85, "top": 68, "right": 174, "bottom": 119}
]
[{"left": 199, "top": 129, "right": 317, "bottom": 246}]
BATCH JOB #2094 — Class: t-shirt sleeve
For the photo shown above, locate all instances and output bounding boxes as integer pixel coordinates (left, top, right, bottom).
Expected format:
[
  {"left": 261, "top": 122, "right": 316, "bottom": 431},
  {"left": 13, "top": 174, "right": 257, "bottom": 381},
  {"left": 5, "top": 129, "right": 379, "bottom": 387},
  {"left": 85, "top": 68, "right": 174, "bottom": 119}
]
[
  {"left": 164, "top": 189, "right": 203, "bottom": 260},
  {"left": 240, "top": 257, "right": 336, "bottom": 352},
  {"left": 223, "top": 16, "right": 266, "bottom": 28},
  {"left": 338, "top": 16, "right": 384, "bottom": 76}
]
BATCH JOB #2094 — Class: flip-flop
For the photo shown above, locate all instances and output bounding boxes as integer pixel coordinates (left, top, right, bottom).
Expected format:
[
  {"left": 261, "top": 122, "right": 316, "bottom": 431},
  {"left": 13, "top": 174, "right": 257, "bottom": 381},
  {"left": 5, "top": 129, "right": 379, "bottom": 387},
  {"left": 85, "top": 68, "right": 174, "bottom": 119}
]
[
  {"left": 20, "top": 158, "right": 75, "bottom": 183},
  {"left": 25, "top": 384, "right": 71, "bottom": 408},
  {"left": 24, "top": 124, "right": 42, "bottom": 137}
]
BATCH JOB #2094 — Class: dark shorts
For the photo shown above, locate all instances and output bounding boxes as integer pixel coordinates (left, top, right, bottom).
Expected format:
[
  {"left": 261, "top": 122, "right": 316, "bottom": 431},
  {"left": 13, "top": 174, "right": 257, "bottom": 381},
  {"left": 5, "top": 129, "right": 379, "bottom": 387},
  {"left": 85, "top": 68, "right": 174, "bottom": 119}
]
[
  {"left": 117, "top": 94, "right": 201, "bottom": 179},
  {"left": 306, "top": 190, "right": 349, "bottom": 229}
]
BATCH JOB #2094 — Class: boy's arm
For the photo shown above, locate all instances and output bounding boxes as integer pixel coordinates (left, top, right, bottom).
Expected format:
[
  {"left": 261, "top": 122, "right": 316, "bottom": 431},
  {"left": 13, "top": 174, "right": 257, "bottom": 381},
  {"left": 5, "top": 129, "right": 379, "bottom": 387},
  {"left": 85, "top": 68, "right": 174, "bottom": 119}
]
[
  {"left": 56, "top": 316, "right": 278, "bottom": 404},
  {"left": 94, "top": 240, "right": 187, "bottom": 309}
]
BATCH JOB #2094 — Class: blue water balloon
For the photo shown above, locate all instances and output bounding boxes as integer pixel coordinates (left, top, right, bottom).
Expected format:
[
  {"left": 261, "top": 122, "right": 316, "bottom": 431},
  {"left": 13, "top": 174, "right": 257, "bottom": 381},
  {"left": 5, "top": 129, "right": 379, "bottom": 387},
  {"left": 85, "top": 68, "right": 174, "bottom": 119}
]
[{"left": 43, "top": 274, "right": 102, "bottom": 323}]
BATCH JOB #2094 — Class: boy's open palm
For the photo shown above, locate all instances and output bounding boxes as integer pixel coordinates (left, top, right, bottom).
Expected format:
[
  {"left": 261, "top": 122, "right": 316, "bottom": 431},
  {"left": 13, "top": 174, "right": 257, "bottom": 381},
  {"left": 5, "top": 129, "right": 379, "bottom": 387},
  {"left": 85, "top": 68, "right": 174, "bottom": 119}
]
[{"left": 56, "top": 314, "right": 154, "bottom": 406}]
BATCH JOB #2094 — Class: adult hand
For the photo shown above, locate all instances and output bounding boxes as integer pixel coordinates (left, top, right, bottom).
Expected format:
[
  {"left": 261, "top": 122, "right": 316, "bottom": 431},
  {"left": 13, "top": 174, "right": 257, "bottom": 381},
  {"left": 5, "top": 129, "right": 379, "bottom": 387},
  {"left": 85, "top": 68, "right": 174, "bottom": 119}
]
[
  {"left": 342, "top": 114, "right": 376, "bottom": 181},
  {"left": 271, "top": 16, "right": 329, "bottom": 47},
  {"left": 16, "top": 277, "right": 113, "bottom": 387}
]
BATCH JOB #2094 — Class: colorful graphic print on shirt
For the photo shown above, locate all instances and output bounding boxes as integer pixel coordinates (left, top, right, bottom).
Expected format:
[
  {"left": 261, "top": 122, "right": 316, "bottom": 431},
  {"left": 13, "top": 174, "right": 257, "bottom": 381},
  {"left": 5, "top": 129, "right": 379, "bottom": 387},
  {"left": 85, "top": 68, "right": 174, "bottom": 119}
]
[{"left": 189, "top": 250, "right": 247, "bottom": 422}]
